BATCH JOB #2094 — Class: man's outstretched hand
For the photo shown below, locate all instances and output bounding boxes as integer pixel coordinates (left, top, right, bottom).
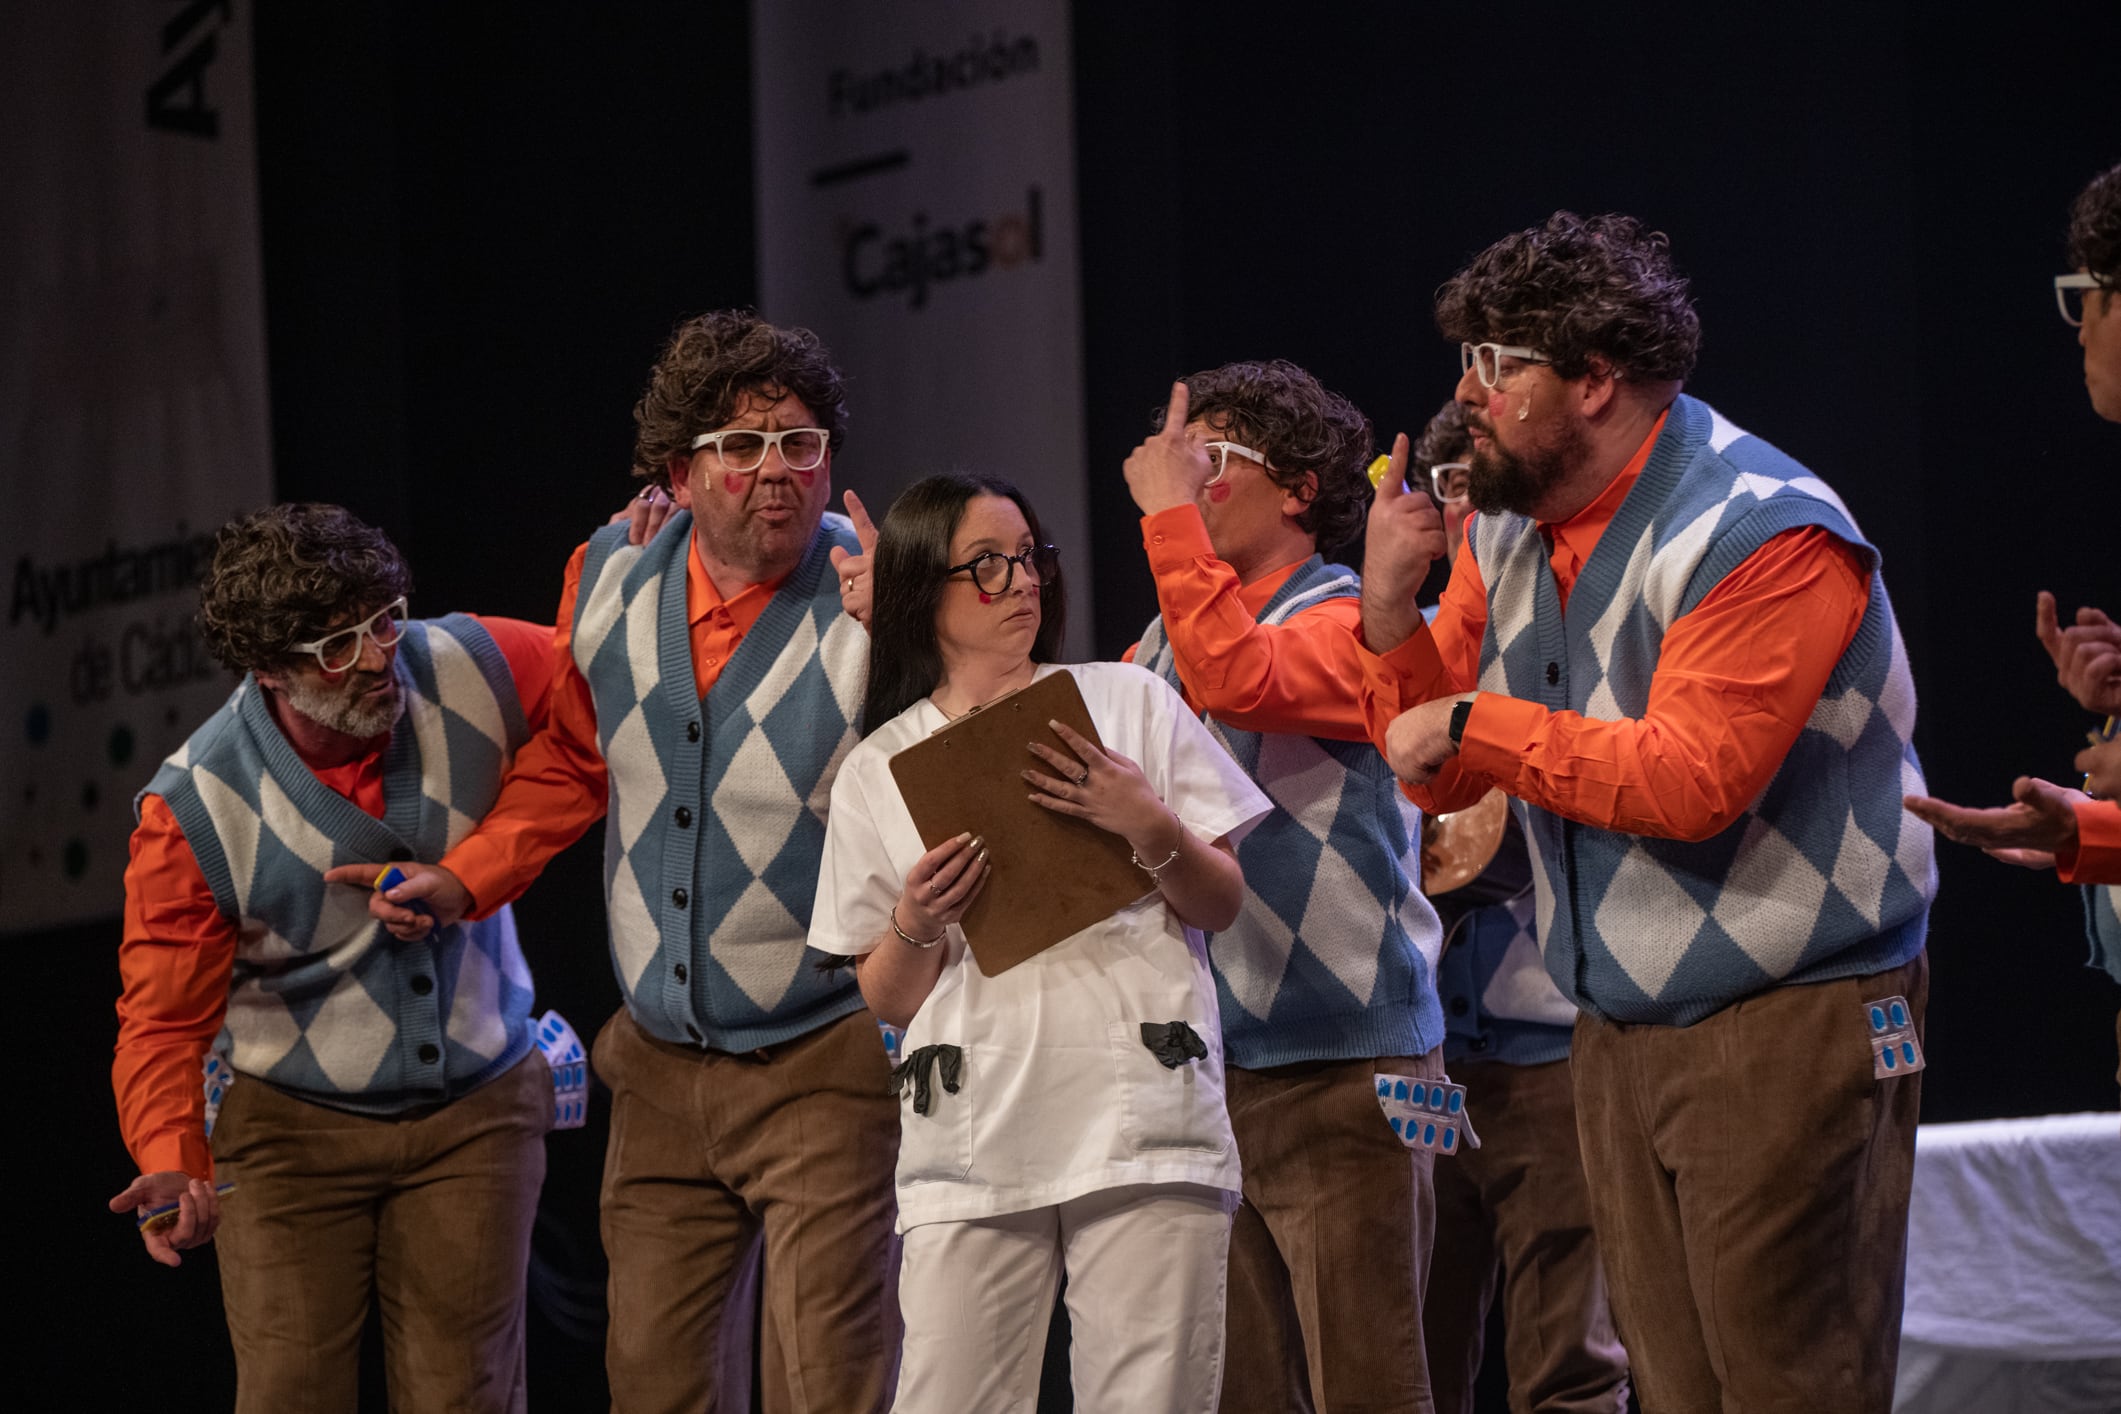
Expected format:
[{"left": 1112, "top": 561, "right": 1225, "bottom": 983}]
[{"left": 1904, "top": 775, "right": 2085, "bottom": 869}]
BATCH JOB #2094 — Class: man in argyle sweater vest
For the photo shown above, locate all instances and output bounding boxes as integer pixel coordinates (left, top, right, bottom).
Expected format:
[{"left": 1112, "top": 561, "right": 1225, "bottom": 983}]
[
  {"left": 110, "top": 504, "right": 556, "bottom": 1414},
  {"left": 363, "top": 313, "right": 899, "bottom": 1413},
  {"left": 1123, "top": 362, "right": 1449, "bottom": 1413},
  {"left": 1359, "top": 214, "right": 1935, "bottom": 1413}
]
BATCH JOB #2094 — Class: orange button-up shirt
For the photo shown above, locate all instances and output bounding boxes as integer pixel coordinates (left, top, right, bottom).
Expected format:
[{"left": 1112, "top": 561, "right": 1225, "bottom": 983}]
[
  {"left": 1121, "top": 504, "right": 1368, "bottom": 740},
  {"left": 442, "top": 530, "right": 787, "bottom": 918},
  {"left": 115, "top": 616, "right": 557, "bottom": 1179},
  {"left": 1359, "top": 412, "right": 1873, "bottom": 841}
]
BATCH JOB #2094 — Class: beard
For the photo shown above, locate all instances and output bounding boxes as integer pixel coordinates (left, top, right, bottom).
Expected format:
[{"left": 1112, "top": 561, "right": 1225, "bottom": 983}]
[
  {"left": 1466, "top": 417, "right": 1588, "bottom": 517},
  {"left": 281, "top": 670, "right": 403, "bottom": 739}
]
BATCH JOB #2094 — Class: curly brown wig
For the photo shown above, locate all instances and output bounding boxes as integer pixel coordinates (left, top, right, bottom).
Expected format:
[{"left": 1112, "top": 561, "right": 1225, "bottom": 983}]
[
  {"left": 1436, "top": 211, "right": 1701, "bottom": 384},
  {"left": 632, "top": 310, "right": 850, "bottom": 489},
  {"left": 1150, "top": 359, "right": 1374, "bottom": 555},
  {"left": 1410, "top": 399, "right": 1475, "bottom": 475},
  {"left": 196, "top": 504, "right": 412, "bottom": 675},
  {"left": 2067, "top": 162, "right": 2121, "bottom": 290}
]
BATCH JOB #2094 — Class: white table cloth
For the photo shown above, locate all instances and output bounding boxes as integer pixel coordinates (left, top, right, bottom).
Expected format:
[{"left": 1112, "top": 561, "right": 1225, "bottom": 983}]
[{"left": 1895, "top": 1112, "right": 2121, "bottom": 1412}]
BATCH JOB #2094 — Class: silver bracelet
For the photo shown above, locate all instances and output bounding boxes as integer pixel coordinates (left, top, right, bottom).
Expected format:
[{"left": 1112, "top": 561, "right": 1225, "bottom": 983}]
[
  {"left": 1131, "top": 844, "right": 1183, "bottom": 879},
  {"left": 890, "top": 907, "right": 946, "bottom": 949}
]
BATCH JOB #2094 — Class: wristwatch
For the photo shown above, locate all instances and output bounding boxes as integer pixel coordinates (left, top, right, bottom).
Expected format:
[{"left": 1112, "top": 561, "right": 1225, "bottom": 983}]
[{"left": 1447, "top": 697, "right": 1474, "bottom": 749}]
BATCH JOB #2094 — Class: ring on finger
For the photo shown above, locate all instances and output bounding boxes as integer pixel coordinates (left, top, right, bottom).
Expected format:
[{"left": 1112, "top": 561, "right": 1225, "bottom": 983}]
[{"left": 1071, "top": 768, "right": 1089, "bottom": 787}]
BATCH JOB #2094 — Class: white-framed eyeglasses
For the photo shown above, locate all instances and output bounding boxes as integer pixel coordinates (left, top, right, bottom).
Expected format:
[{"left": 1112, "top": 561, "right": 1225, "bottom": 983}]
[
  {"left": 288, "top": 596, "right": 408, "bottom": 674},
  {"left": 2055, "top": 273, "right": 2101, "bottom": 328},
  {"left": 1428, "top": 461, "right": 1471, "bottom": 504},
  {"left": 1201, "top": 439, "right": 1272, "bottom": 486},
  {"left": 1460, "top": 341, "right": 1551, "bottom": 389},
  {"left": 687, "top": 426, "right": 830, "bottom": 473}
]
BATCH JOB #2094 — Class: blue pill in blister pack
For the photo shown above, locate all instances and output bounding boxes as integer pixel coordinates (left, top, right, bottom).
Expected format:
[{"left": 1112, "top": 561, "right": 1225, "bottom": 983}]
[
  {"left": 1864, "top": 994, "right": 1925, "bottom": 1081},
  {"left": 1374, "top": 1072, "right": 1482, "bottom": 1154}
]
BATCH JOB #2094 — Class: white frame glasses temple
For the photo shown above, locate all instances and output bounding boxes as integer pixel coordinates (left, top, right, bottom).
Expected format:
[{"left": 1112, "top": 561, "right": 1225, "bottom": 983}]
[
  {"left": 2055, "top": 273, "right": 2099, "bottom": 328},
  {"left": 1200, "top": 439, "right": 1271, "bottom": 486}
]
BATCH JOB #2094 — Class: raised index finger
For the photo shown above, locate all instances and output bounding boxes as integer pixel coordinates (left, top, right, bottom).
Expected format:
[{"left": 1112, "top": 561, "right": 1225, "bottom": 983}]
[
  {"left": 1161, "top": 381, "right": 1190, "bottom": 440},
  {"left": 843, "top": 488, "right": 878, "bottom": 550},
  {"left": 2035, "top": 591, "right": 2061, "bottom": 656},
  {"left": 1374, "top": 433, "right": 1410, "bottom": 502}
]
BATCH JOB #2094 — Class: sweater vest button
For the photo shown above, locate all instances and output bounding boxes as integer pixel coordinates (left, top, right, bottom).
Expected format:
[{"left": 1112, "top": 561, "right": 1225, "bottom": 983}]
[
  {"left": 410, "top": 974, "right": 434, "bottom": 996},
  {"left": 672, "top": 887, "right": 689, "bottom": 908},
  {"left": 674, "top": 962, "right": 688, "bottom": 983},
  {"left": 1545, "top": 661, "right": 1560, "bottom": 686},
  {"left": 1448, "top": 996, "right": 1469, "bottom": 1017},
  {"left": 674, "top": 806, "right": 693, "bottom": 828},
  {"left": 417, "top": 1043, "right": 440, "bottom": 1064},
  {"left": 686, "top": 721, "right": 701, "bottom": 742},
  {"left": 1470, "top": 1035, "right": 1491, "bottom": 1054}
]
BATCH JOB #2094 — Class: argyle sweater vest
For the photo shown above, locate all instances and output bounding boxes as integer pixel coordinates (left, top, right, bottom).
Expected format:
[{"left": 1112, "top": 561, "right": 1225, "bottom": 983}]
[
  {"left": 2087, "top": 884, "right": 2121, "bottom": 987},
  {"left": 1466, "top": 395, "right": 1935, "bottom": 1026},
  {"left": 572, "top": 511, "right": 867, "bottom": 1049},
  {"left": 1139, "top": 556, "right": 1446, "bottom": 1068},
  {"left": 139, "top": 616, "right": 536, "bottom": 1112},
  {"left": 1440, "top": 892, "right": 1577, "bottom": 1067}
]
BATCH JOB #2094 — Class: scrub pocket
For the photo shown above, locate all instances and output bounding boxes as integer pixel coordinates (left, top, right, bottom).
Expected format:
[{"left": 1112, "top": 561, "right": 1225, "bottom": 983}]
[
  {"left": 894, "top": 1042, "right": 973, "bottom": 1184},
  {"left": 1108, "top": 1021, "right": 1231, "bottom": 1155}
]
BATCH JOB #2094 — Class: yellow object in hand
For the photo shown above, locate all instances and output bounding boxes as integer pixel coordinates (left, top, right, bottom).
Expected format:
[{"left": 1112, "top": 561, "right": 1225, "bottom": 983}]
[{"left": 1368, "top": 454, "right": 1394, "bottom": 488}]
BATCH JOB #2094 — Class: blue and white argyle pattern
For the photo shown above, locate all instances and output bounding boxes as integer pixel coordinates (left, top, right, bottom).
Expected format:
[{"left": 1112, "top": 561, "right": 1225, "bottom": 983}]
[
  {"left": 1440, "top": 890, "right": 1576, "bottom": 1067},
  {"left": 572, "top": 512, "right": 867, "bottom": 1049},
  {"left": 1467, "top": 395, "right": 1933, "bottom": 1026},
  {"left": 1139, "top": 555, "right": 1446, "bottom": 1069},
  {"left": 140, "top": 616, "right": 536, "bottom": 1111}
]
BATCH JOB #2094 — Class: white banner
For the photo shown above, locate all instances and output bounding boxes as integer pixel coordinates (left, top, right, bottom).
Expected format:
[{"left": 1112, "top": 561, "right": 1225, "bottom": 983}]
[
  {"left": 0, "top": 1, "right": 274, "bottom": 933},
  {"left": 752, "top": 0, "right": 1091, "bottom": 656}
]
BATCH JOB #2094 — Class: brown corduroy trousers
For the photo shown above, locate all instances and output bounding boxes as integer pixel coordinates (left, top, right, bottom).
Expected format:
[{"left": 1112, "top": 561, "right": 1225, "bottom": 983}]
[
  {"left": 1570, "top": 953, "right": 1927, "bottom": 1414},
  {"left": 211, "top": 1048, "right": 552, "bottom": 1414},
  {"left": 593, "top": 1006, "right": 901, "bottom": 1414}
]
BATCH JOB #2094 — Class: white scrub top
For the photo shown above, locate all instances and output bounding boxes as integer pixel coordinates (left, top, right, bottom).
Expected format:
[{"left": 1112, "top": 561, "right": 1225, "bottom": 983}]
[{"left": 812, "top": 661, "right": 1272, "bottom": 1231}]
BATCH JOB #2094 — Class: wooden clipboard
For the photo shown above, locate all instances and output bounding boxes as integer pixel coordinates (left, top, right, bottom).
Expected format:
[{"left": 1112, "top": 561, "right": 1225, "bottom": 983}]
[{"left": 888, "top": 670, "right": 1149, "bottom": 975}]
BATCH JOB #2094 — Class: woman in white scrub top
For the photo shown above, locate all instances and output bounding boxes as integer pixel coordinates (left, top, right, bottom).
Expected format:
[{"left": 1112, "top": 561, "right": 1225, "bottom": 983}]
[{"left": 812, "top": 474, "right": 1272, "bottom": 1413}]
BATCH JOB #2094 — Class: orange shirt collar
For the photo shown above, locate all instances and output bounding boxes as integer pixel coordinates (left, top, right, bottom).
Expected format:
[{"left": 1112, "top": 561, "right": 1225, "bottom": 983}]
[
  {"left": 686, "top": 528, "right": 789, "bottom": 628},
  {"left": 1545, "top": 407, "right": 1670, "bottom": 567},
  {"left": 1239, "top": 558, "right": 1307, "bottom": 616}
]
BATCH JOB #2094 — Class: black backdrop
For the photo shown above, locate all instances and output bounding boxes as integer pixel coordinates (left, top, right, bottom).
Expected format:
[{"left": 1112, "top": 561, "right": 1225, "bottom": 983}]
[{"left": 33, "top": 3, "right": 2117, "bottom": 1409}]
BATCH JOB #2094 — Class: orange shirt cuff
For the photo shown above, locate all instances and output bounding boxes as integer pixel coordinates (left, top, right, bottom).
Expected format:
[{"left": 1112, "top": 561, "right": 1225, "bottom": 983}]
[
  {"left": 137, "top": 1131, "right": 216, "bottom": 1180},
  {"left": 1141, "top": 504, "right": 1218, "bottom": 570},
  {"left": 2057, "top": 798, "right": 2121, "bottom": 885},
  {"left": 441, "top": 831, "right": 515, "bottom": 919},
  {"left": 1455, "top": 692, "right": 1541, "bottom": 785}
]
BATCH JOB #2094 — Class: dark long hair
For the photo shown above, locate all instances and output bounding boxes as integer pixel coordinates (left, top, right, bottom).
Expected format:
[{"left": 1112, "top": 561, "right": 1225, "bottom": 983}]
[{"left": 859, "top": 474, "right": 1067, "bottom": 736}]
